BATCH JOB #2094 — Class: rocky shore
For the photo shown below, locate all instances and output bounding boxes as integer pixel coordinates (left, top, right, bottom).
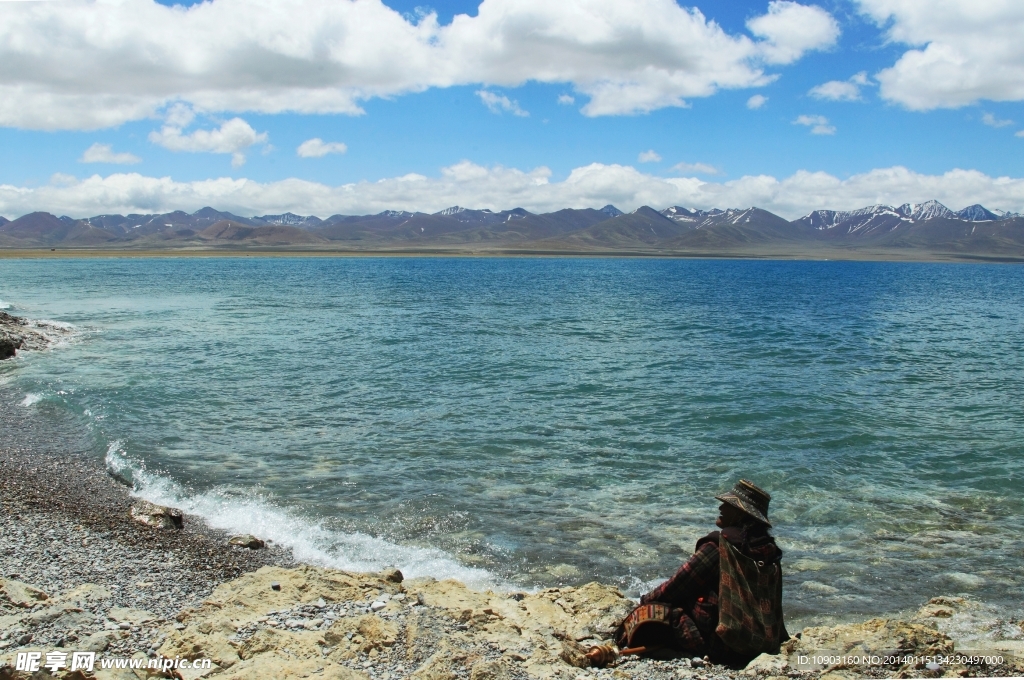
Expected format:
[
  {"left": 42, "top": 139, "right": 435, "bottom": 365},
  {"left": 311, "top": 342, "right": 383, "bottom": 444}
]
[
  {"left": 2, "top": 351, "right": 1023, "bottom": 679},
  {"left": 0, "top": 311, "right": 72, "bottom": 359},
  {"left": 2, "top": 442, "right": 1022, "bottom": 680}
]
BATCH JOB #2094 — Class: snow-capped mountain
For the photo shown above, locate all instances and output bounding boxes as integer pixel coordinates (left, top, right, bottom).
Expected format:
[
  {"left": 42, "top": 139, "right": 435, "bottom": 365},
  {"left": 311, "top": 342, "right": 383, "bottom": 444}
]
[
  {"left": 251, "top": 212, "right": 324, "bottom": 229},
  {"left": 898, "top": 200, "right": 955, "bottom": 222},
  {"left": 954, "top": 205, "right": 1000, "bottom": 221},
  {"left": 794, "top": 200, "right": 1019, "bottom": 238},
  {"left": 3, "top": 199, "right": 1021, "bottom": 254},
  {"left": 661, "top": 206, "right": 774, "bottom": 230},
  {"left": 662, "top": 206, "right": 723, "bottom": 222}
]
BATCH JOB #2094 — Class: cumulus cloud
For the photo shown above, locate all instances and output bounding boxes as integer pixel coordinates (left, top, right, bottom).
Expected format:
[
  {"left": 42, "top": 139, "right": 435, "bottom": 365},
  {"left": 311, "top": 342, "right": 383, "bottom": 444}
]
[
  {"left": 79, "top": 143, "right": 140, "bottom": 165},
  {"left": 3, "top": 163, "right": 1022, "bottom": 221},
  {"left": 860, "top": 0, "right": 1024, "bottom": 110},
  {"left": 747, "top": 1, "right": 840, "bottom": 65},
  {"left": 149, "top": 118, "right": 268, "bottom": 167},
  {"left": 672, "top": 161, "right": 719, "bottom": 175},
  {"left": 637, "top": 150, "right": 662, "bottom": 163},
  {"left": 746, "top": 94, "right": 768, "bottom": 109},
  {"left": 476, "top": 90, "right": 529, "bottom": 117},
  {"left": 794, "top": 115, "right": 835, "bottom": 135},
  {"left": 810, "top": 81, "right": 858, "bottom": 101},
  {"left": 557, "top": 94, "right": 575, "bottom": 105},
  {"left": 297, "top": 138, "right": 348, "bottom": 157},
  {"left": 981, "top": 113, "right": 1013, "bottom": 128},
  {"left": 0, "top": 0, "right": 839, "bottom": 130},
  {"left": 810, "top": 72, "right": 870, "bottom": 101}
]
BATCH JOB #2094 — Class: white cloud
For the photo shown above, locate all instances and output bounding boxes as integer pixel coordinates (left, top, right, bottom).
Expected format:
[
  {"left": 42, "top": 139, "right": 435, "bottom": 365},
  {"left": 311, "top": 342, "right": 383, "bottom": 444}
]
[
  {"left": 981, "top": 113, "right": 1013, "bottom": 128},
  {"left": 0, "top": 0, "right": 839, "bottom": 130},
  {"left": 859, "top": 0, "right": 1024, "bottom": 110},
  {"left": 810, "top": 80, "right": 859, "bottom": 101},
  {"left": 747, "top": 1, "right": 840, "bottom": 65},
  {"left": 746, "top": 94, "right": 768, "bottom": 109},
  {"left": 809, "top": 72, "right": 870, "bottom": 101},
  {"left": 4, "top": 163, "right": 1023, "bottom": 221},
  {"left": 794, "top": 115, "right": 836, "bottom": 135},
  {"left": 164, "top": 103, "right": 197, "bottom": 129},
  {"left": 557, "top": 94, "right": 575, "bottom": 105},
  {"left": 149, "top": 118, "right": 268, "bottom": 167},
  {"left": 637, "top": 150, "right": 661, "bottom": 163},
  {"left": 672, "top": 162, "right": 719, "bottom": 175},
  {"left": 1017, "top": 130, "right": 1024, "bottom": 138},
  {"left": 296, "top": 138, "right": 348, "bottom": 158},
  {"left": 79, "top": 143, "right": 141, "bottom": 165},
  {"left": 476, "top": 90, "right": 529, "bottom": 117}
]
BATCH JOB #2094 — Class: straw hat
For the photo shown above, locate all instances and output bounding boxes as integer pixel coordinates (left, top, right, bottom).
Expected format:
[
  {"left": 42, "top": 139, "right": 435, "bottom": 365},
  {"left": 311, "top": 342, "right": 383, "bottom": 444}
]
[{"left": 715, "top": 479, "right": 772, "bottom": 527}]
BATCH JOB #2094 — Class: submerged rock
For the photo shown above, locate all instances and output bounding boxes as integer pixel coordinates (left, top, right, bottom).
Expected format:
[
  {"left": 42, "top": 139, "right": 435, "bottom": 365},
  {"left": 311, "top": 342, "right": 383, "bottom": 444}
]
[{"left": 129, "top": 500, "right": 184, "bottom": 530}]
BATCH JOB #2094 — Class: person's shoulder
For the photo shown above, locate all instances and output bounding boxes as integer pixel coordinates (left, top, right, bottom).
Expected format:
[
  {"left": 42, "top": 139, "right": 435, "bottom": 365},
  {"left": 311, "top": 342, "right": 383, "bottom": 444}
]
[{"left": 695, "top": 530, "right": 722, "bottom": 550}]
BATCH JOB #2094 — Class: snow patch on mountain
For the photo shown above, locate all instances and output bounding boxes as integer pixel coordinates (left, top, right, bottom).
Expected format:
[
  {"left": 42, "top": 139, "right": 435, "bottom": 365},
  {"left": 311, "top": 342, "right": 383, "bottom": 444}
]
[
  {"left": 898, "top": 200, "right": 955, "bottom": 222},
  {"left": 794, "top": 199, "right": 1020, "bottom": 233}
]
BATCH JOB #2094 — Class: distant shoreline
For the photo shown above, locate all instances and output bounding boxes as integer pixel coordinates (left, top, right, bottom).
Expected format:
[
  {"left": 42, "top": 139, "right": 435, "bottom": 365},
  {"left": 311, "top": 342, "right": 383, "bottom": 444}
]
[{"left": 3, "top": 246, "right": 1024, "bottom": 263}]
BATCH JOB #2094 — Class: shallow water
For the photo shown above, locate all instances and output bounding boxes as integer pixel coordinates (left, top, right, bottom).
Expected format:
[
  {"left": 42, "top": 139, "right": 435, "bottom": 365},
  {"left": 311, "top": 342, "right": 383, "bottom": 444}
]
[{"left": 2, "top": 256, "right": 1022, "bottom": 625}]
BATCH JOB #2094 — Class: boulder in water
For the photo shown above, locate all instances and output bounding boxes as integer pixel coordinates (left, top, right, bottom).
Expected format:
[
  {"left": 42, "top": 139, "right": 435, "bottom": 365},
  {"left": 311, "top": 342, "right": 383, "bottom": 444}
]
[{"left": 0, "top": 337, "right": 19, "bottom": 360}]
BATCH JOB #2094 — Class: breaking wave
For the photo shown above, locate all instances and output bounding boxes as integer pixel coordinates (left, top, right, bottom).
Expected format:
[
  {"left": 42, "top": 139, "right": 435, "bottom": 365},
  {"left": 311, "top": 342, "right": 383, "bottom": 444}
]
[{"left": 103, "top": 441, "right": 502, "bottom": 591}]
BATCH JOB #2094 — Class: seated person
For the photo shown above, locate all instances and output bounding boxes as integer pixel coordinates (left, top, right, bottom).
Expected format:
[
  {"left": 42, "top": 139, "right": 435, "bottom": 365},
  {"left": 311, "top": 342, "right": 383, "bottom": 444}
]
[{"left": 624, "top": 479, "right": 788, "bottom": 667}]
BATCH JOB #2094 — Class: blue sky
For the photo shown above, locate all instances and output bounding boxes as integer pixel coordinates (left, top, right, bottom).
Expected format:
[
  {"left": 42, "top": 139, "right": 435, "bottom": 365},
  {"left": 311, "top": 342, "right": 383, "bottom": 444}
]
[{"left": 0, "top": 0, "right": 1022, "bottom": 218}]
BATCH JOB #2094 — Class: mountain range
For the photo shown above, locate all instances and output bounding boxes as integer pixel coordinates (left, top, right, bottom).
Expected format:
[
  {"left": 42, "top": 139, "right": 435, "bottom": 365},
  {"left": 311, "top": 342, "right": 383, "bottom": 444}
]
[{"left": 2, "top": 200, "right": 1022, "bottom": 259}]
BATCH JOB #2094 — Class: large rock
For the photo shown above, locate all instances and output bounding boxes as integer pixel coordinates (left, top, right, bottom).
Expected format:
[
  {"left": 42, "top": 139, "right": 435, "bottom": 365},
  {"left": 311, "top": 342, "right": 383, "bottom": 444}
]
[
  {"left": 470, "top": 659, "right": 513, "bottom": 680},
  {"left": 0, "top": 579, "right": 48, "bottom": 608},
  {"left": 154, "top": 564, "right": 633, "bottom": 680},
  {"left": 56, "top": 583, "right": 113, "bottom": 608},
  {"left": 130, "top": 500, "right": 184, "bottom": 530},
  {"left": 228, "top": 534, "right": 265, "bottom": 549},
  {"left": 82, "top": 629, "right": 122, "bottom": 652},
  {"left": 777, "top": 616, "right": 954, "bottom": 672},
  {"left": 0, "top": 338, "right": 18, "bottom": 360}
]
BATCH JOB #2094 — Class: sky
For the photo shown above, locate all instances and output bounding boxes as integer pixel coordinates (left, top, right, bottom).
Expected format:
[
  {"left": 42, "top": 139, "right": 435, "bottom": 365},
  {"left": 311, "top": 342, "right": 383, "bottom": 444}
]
[{"left": 1, "top": 0, "right": 1023, "bottom": 219}]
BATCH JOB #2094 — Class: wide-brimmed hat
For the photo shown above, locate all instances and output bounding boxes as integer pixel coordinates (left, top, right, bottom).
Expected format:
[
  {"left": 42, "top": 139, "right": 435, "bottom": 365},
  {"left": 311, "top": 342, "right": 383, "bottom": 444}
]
[{"left": 715, "top": 479, "right": 772, "bottom": 527}]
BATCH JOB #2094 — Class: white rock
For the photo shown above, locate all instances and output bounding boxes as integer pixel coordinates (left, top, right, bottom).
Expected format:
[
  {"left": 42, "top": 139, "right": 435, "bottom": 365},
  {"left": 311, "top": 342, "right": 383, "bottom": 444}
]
[{"left": 743, "top": 653, "right": 789, "bottom": 675}]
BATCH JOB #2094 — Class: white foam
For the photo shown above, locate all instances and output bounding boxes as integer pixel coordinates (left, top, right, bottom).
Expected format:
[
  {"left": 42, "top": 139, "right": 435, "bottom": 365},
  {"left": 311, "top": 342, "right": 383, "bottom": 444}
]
[
  {"left": 944, "top": 572, "right": 986, "bottom": 588},
  {"left": 104, "top": 443, "right": 501, "bottom": 591},
  {"left": 20, "top": 393, "right": 44, "bottom": 407},
  {"left": 0, "top": 299, "right": 9, "bottom": 309},
  {"left": 32, "top": 318, "right": 75, "bottom": 330}
]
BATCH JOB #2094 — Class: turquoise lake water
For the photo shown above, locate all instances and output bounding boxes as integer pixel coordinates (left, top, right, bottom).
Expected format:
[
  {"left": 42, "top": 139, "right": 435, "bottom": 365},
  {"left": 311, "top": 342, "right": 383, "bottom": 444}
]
[{"left": 1, "top": 257, "right": 1022, "bottom": 624}]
